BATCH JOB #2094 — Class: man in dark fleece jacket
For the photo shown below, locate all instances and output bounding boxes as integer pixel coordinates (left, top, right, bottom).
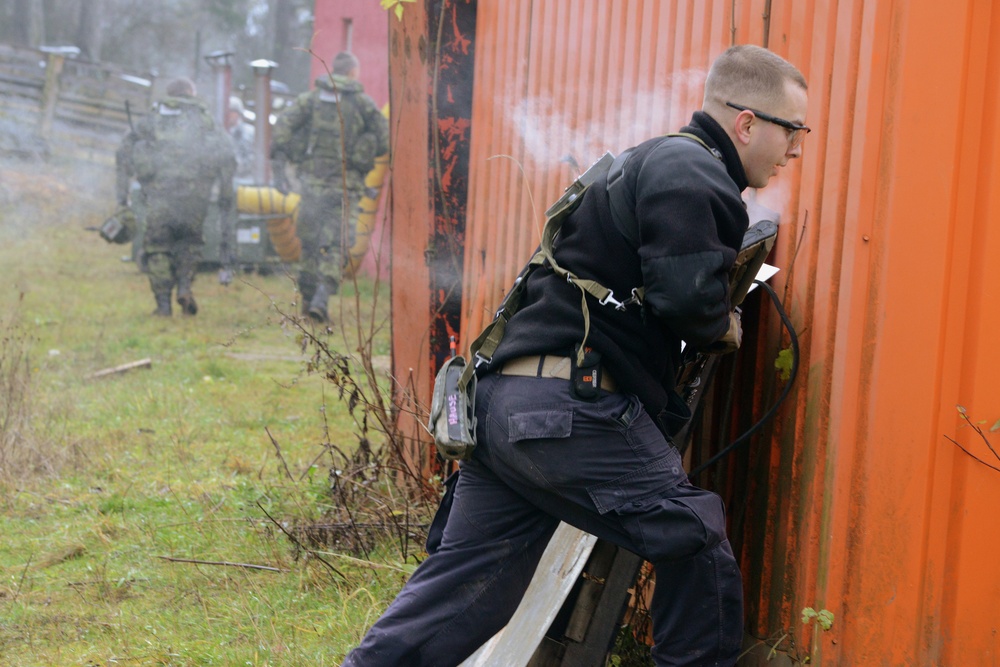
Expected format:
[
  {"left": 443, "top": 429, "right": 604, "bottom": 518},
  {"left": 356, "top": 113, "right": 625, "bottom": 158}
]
[{"left": 343, "top": 44, "right": 809, "bottom": 667}]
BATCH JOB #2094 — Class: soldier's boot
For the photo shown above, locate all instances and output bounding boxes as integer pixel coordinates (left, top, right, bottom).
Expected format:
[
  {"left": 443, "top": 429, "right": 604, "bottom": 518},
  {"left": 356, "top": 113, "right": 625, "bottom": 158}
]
[
  {"left": 176, "top": 292, "right": 198, "bottom": 316},
  {"left": 298, "top": 276, "right": 317, "bottom": 317},
  {"left": 152, "top": 293, "right": 172, "bottom": 317},
  {"left": 176, "top": 279, "right": 198, "bottom": 316},
  {"left": 307, "top": 282, "right": 331, "bottom": 324}
]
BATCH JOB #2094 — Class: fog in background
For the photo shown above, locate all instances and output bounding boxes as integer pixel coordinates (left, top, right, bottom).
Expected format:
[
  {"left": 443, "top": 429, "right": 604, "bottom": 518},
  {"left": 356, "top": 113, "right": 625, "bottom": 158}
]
[{"left": 0, "top": 0, "right": 317, "bottom": 96}]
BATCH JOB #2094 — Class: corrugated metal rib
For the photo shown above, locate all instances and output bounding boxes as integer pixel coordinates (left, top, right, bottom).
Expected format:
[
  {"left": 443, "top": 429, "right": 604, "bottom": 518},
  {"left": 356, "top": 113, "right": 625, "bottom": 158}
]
[{"left": 448, "top": 1, "right": 1000, "bottom": 663}]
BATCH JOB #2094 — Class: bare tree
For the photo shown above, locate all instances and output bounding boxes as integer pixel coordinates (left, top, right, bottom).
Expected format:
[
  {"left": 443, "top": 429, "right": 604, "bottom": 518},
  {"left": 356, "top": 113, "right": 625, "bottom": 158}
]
[
  {"left": 269, "top": 0, "right": 310, "bottom": 91},
  {"left": 10, "top": 0, "right": 45, "bottom": 48},
  {"left": 75, "top": 0, "right": 104, "bottom": 60},
  {"left": 0, "top": 0, "right": 313, "bottom": 93}
]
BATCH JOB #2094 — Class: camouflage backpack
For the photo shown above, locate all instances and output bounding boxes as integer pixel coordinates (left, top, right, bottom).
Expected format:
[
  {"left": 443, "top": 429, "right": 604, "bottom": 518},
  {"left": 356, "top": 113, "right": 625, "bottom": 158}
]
[
  {"left": 132, "top": 97, "right": 220, "bottom": 186},
  {"left": 272, "top": 75, "right": 383, "bottom": 183}
]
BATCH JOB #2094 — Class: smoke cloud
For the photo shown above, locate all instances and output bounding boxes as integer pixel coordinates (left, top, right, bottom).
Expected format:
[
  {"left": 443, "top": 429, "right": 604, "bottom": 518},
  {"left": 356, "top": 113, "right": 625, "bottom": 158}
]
[{"left": 506, "top": 67, "right": 709, "bottom": 168}]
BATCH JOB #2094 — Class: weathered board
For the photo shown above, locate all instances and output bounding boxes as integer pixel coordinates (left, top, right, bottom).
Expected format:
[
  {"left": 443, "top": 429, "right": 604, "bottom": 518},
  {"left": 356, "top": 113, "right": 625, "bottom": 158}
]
[{"left": 460, "top": 522, "right": 599, "bottom": 667}]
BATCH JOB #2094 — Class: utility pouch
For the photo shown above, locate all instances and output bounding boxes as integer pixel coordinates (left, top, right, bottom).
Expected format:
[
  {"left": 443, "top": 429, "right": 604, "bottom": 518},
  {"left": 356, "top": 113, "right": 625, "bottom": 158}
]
[
  {"left": 570, "top": 343, "right": 603, "bottom": 401},
  {"left": 428, "top": 356, "right": 478, "bottom": 461},
  {"left": 99, "top": 207, "right": 137, "bottom": 244}
]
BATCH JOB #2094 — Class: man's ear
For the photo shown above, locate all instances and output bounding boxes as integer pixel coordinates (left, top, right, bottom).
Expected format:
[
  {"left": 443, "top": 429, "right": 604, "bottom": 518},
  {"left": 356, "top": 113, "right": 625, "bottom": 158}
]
[{"left": 733, "top": 111, "right": 754, "bottom": 146}]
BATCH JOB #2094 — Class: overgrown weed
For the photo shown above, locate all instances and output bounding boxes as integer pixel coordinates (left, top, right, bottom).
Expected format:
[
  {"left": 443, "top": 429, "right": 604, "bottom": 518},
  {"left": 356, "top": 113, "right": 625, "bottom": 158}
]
[
  {"left": 0, "top": 301, "right": 70, "bottom": 482},
  {"left": 0, "top": 155, "right": 421, "bottom": 665},
  {"left": 261, "top": 308, "right": 441, "bottom": 564}
]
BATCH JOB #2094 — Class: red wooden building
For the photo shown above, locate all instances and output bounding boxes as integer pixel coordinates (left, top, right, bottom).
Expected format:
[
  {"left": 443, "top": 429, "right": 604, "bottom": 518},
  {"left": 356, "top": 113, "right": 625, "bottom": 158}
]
[{"left": 311, "top": 0, "right": 389, "bottom": 109}]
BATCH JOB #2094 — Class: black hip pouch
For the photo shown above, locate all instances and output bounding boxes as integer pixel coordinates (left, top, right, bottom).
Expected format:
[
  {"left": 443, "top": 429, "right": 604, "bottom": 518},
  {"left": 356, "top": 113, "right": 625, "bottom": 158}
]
[{"left": 570, "top": 343, "right": 603, "bottom": 401}]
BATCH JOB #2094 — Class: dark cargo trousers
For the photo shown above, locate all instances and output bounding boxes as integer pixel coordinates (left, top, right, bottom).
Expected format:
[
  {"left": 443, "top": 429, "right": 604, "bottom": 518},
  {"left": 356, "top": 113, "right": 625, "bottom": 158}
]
[{"left": 342, "top": 373, "right": 743, "bottom": 667}]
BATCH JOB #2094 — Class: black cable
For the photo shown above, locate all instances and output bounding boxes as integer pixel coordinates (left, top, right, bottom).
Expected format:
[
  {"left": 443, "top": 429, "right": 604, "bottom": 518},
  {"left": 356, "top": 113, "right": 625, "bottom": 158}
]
[{"left": 688, "top": 280, "right": 800, "bottom": 481}]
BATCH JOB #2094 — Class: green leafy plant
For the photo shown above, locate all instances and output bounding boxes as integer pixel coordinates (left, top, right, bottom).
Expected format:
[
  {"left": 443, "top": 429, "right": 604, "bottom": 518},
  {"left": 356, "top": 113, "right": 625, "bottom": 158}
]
[
  {"left": 736, "top": 607, "right": 834, "bottom": 664},
  {"left": 801, "top": 606, "right": 835, "bottom": 631},
  {"left": 775, "top": 346, "right": 795, "bottom": 381},
  {"left": 380, "top": 0, "right": 417, "bottom": 21}
]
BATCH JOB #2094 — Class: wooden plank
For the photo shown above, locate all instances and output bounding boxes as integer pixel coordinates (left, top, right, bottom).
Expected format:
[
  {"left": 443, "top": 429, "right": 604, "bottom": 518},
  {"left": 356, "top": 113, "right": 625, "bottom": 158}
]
[
  {"left": 55, "top": 108, "right": 131, "bottom": 135},
  {"left": 563, "top": 541, "right": 621, "bottom": 642},
  {"left": 460, "top": 522, "right": 598, "bottom": 667},
  {"left": 0, "top": 66, "right": 44, "bottom": 82},
  {"left": 0, "top": 46, "right": 152, "bottom": 162},
  {"left": 38, "top": 53, "right": 65, "bottom": 137},
  {"left": 557, "top": 546, "right": 644, "bottom": 665},
  {"left": 89, "top": 358, "right": 152, "bottom": 379},
  {"left": 0, "top": 99, "right": 40, "bottom": 117},
  {"left": 0, "top": 76, "right": 43, "bottom": 95}
]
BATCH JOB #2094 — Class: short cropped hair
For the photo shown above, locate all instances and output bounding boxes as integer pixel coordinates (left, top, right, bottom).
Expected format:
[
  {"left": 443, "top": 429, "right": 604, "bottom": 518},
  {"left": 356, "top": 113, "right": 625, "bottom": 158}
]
[
  {"left": 704, "top": 45, "right": 807, "bottom": 109},
  {"left": 333, "top": 52, "right": 360, "bottom": 76},
  {"left": 165, "top": 77, "right": 196, "bottom": 98}
]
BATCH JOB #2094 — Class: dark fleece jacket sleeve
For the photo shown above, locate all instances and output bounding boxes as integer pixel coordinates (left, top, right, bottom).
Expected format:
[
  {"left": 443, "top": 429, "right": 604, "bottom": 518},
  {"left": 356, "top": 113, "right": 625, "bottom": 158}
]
[{"left": 635, "top": 138, "right": 748, "bottom": 348}]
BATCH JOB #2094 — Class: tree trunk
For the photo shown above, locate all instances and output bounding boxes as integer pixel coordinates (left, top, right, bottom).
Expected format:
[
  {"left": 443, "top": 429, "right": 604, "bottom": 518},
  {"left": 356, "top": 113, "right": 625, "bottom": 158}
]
[
  {"left": 11, "top": 0, "right": 45, "bottom": 48},
  {"left": 271, "top": 0, "right": 294, "bottom": 69},
  {"left": 270, "top": 0, "right": 309, "bottom": 91},
  {"left": 75, "top": 0, "right": 105, "bottom": 61}
]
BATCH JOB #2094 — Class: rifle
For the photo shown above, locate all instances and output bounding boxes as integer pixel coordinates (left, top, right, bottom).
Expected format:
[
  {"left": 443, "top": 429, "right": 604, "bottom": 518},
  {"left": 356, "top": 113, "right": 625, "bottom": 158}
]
[
  {"left": 125, "top": 99, "right": 135, "bottom": 133},
  {"left": 217, "top": 197, "right": 237, "bottom": 285}
]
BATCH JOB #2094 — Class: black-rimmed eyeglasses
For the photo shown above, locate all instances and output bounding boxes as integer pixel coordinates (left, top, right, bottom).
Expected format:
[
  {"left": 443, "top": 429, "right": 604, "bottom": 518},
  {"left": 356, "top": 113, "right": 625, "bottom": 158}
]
[{"left": 726, "top": 101, "right": 811, "bottom": 147}]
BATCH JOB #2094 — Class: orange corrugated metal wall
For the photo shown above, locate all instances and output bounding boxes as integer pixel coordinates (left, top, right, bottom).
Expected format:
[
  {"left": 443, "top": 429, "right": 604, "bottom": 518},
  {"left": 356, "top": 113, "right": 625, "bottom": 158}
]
[{"left": 447, "top": 1, "right": 1000, "bottom": 664}]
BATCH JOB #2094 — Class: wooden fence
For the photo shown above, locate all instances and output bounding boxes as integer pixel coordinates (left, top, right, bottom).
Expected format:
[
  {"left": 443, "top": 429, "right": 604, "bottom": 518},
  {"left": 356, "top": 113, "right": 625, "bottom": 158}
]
[{"left": 0, "top": 43, "right": 155, "bottom": 164}]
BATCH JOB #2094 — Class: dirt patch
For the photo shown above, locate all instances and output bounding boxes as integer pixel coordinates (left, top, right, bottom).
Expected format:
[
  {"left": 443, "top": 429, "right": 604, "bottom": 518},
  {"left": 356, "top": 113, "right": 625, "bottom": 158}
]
[
  {"left": 0, "top": 148, "right": 114, "bottom": 234},
  {"left": 0, "top": 163, "right": 72, "bottom": 203}
]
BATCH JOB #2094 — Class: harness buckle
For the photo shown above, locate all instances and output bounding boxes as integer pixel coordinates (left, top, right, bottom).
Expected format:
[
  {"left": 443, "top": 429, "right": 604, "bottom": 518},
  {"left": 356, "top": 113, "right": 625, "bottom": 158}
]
[
  {"left": 626, "top": 287, "right": 643, "bottom": 306},
  {"left": 495, "top": 276, "right": 523, "bottom": 319},
  {"left": 599, "top": 290, "right": 627, "bottom": 311}
]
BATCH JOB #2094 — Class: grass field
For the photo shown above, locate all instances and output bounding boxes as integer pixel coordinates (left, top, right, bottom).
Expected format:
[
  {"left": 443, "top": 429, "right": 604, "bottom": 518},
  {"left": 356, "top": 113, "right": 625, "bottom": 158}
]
[{"left": 0, "top": 156, "right": 429, "bottom": 666}]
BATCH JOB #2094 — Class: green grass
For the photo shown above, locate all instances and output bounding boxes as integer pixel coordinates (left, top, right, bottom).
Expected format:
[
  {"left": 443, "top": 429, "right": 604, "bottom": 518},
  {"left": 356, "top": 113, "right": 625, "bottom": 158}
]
[{"left": 0, "top": 156, "right": 420, "bottom": 666}]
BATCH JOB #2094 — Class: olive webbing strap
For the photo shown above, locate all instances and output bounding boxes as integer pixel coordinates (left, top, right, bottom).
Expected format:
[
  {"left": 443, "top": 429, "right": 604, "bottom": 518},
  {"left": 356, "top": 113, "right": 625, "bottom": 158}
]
[
  {"left": 455, "top": 136, "right": 721, "bottom": 388},
  {"left": 530, "top": 134, "right": 725, "bottom": 363},
  {"left": 537, "top": 207, "right": 618, "bottom": 366},
  {"left": 456, "top": 200, "right": 611, "bottom": 388},
  {"left": 455, "top": 261, "right": 536, "bottom": 391},
  {"left": 669, "top": 131, "right": 715, "bottom": 152}
]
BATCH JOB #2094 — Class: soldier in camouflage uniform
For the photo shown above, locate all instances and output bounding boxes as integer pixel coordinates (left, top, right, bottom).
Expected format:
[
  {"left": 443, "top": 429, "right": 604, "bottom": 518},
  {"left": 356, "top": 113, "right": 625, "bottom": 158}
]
[
  {"left": 270, "top": 52, "right": 390, "bottom": 323},
  {"left": 115, "top": 77, "right": 237, "bottom": 317}
]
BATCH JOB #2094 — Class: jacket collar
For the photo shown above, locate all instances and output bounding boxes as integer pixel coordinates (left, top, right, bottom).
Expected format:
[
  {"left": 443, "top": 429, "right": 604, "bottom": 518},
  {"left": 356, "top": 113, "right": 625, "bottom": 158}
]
[
  {"left": 315, "top": 75, "right": 363, "bottom": 94},
  {"left": 682, "top": 111, "right": 749, "bottom": 192}
]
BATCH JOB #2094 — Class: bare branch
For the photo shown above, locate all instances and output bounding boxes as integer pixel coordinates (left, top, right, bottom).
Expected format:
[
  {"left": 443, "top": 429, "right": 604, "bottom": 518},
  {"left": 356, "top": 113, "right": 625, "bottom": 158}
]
[
  {"left": 265, "top": 427, "right": 295, "bottom": 481},
  {"left": 256, "top": 501, "right": 347, "bottom": 581},
  {"left": 945, "top": 435, "right": 1000, "bottom": 473},
  {"left": 156, "top": 556, "right": 285, "bottom": 573}
]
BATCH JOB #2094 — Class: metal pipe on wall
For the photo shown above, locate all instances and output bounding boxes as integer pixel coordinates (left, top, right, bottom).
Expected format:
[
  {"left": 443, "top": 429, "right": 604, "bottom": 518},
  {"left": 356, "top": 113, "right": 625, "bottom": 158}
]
[
  {"left": 250, "top": 59, "right": 277, "bottom": 186},
  {"left": 204, "top": 51, "right": 233, "bottom": 130}
]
